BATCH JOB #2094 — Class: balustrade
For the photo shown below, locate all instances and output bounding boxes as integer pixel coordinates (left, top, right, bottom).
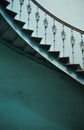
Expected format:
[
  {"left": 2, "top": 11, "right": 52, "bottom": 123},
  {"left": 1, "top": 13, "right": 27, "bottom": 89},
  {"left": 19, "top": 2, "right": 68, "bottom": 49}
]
[{"left": 7, "top": 0, "right": 84, "bottom": 69}]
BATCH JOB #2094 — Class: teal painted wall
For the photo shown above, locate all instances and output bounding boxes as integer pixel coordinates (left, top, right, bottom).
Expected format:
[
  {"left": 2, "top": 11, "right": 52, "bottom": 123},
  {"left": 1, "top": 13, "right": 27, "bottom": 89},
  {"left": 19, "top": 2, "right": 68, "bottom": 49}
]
[{"left": 0, "top": 43, "right": 84, "bottom": 130}]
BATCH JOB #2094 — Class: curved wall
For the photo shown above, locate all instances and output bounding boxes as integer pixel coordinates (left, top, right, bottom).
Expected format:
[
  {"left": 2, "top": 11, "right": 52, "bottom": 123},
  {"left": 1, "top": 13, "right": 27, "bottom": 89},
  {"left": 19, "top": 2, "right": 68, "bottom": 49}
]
[{"left": 0, "top": 42, "right": 84, "bottom": 130}]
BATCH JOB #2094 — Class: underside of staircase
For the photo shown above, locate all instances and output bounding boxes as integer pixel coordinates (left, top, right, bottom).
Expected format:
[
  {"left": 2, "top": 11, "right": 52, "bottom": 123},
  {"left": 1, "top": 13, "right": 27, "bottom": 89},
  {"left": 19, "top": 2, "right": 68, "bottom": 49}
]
[
  {"left": 0, "top": 0, "right": 84, "bottom": 130},
  {"left": 0, "top": 0, "right": 84, "bottom": 85}
]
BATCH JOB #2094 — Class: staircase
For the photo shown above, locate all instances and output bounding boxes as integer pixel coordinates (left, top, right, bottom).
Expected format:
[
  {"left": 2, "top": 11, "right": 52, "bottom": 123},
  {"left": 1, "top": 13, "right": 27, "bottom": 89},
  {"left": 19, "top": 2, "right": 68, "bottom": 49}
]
[
  {"left": 0, "top": 0, "right": 84, "bottom": 85},
  {"left": 0, "top": 0, "right": 84, "bottom": 130}
]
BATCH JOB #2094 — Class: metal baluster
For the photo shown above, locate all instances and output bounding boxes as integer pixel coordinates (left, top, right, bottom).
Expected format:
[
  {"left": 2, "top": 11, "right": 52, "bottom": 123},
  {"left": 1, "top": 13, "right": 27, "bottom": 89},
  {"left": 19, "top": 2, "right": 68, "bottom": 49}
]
[
  {"left": 27, "top": 0, "right": 32, "bottom": 29},
  {"left": 52, "top": 19, "right": 57, "bottom": 51},
  {"left": 11, "top": 0, "right": 14, "bottom": 10},
  {"left": 80, "top": 34, "right": 84, "bottom": 69},
  {"left": 70, "top": 30, "right": 75, "bottom": 64},
  {"left": 61, "top": 25, "right": 66, "bottom": 57},
  {"left": 35, "top": 7, "right": 40, "bottom": 36},
  {"left": 19, "top": 0, "right": 24, "bottom": 20},
  {"left": 43, "top": 13, "right": 48, "bottom": 44}
]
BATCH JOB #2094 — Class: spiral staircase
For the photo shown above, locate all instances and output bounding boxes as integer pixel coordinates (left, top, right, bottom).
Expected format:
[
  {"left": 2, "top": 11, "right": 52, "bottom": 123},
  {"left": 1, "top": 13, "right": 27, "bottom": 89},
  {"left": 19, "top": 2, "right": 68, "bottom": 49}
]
[{"left": 0, "top": 0, "right": 84, "bottom": 130}]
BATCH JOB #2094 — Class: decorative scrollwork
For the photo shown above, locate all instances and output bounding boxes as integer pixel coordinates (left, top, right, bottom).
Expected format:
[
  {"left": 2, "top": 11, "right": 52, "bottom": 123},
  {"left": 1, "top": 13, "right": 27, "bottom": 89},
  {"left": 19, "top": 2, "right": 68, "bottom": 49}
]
[
  {"left": 52, "top": 19, "right": 57, "bottom": 51},
  {"left": 80, "top": 34, "right": 84, "bottom": 69},
  {"left": 27, "top": 0, "right": 32, "bottom": 29},
  {"left": 43, "top": 13, "right": 48, "bottom": 44},
  {"left": 35, "top": 7, "right": 40, "bottom": 36},
  {"left": 61, "top": 25, "right": 66, "bottom": 57},
  {"left": 70, "top": 30, "right": 75, "bottom": 64}
]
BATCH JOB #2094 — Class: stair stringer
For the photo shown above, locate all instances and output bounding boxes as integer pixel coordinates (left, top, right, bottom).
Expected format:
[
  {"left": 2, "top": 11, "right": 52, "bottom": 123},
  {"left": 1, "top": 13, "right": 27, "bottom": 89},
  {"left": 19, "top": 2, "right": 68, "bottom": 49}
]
[{"left": 0, "top": 4, "right": 84, "bottom": 85}]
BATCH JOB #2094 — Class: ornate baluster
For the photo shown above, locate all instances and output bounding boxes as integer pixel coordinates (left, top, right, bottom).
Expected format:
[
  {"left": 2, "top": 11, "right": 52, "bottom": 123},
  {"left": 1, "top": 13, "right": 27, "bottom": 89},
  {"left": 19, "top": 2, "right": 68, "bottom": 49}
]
[
  {"left": 19, "top": 0, "right": 24, "bottom": 20},
  {"left": 43, "top": 13, "right": 48, "bottom": 44},
  {"left": 11, "top": 0, "right": 14, "bottom": 10},
  {"left": 35, "top": 7, "right": 40, "bottom": 36},
  {"left": 27, "top": 0, "right": 32, "bottom": 29},
  {"left": 61, "top": 25, "right": 66, "bottom": 57},
  {"left": 80, "top": 34, "right": 84, "bottom": 69},
  {"left": 52, "top": 19, "right": 57, "bottom": 51},
  {"left": 70, "top": 30, "right": 75, "bottom": 64}
]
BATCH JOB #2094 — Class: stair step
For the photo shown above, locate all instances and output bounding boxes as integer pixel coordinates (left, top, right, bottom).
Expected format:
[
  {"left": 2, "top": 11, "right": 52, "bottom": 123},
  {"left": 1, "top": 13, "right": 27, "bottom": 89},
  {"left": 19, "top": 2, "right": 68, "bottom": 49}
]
[
  {"left": 48, "top": 51, "right": 60, "bottom": 58},
  {"left": 66, "top": 64, "right": 81, "bottom": 71},
  {"left": 0, "top": 0, "right": 10, "bottom": 7},
  {"left": 39, "top": 44, "right": 51, "bottom": 51},
  {"left": 5, "top": 9, "right": 17, "bottom": 19},
  {"left": 76, "top": 70, "right": 84, "bottom": 78},
  {"left": 22, "top": 28, "right": 33, "bottom": 36},
  {"left": 14, "top": 19, "right": 25, "bottom": 28},
  {"left": 31, "top": 37, "right": 42, "bottom": 44},
  {"left": 58, "top": 57, "right": 70, "bottom": 64}
]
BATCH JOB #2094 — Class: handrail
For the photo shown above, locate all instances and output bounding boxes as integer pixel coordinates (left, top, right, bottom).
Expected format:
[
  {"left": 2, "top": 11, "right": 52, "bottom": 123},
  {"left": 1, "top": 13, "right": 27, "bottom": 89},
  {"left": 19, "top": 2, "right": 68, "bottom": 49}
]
[{"left": 31, "top": 0, "right": 84, "bottom": 34}]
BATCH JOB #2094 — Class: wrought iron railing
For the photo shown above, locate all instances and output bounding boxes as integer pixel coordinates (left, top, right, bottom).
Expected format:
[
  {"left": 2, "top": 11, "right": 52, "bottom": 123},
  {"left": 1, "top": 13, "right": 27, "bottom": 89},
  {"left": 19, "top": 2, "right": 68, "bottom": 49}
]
[{"left": 7, "top": 0, "right": 84, "bottom": 69}]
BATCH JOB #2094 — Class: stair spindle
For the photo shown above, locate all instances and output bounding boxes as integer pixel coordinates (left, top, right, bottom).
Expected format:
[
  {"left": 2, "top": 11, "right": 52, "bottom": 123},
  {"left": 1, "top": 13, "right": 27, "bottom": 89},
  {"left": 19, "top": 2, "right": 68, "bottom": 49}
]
[
  {"left": 11, "top": 0, "right": 14, "bottom": 10},
  {"left": 27, "top": 0, "right": 32, "bottom": 29},
  {"left": 52, "top": 19, "right": 57, "bottom": 51},
  {"left": 43, "top": 13, "right": 48, "bottom": 44},
  {"left": 80, "top": 34, "right": 84, "bottom": 69},
  {"left": 70, "top": 29, "right": 75, "bottom": 64},
  {"left": 19, "top": 0, "right": 24, "bottom": 20},
  {"left": 61, "top": 25, "right": 66, "bottom": 57},
  {"left": 35, "top": 7, "right": 40, "bottom": 37}
]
